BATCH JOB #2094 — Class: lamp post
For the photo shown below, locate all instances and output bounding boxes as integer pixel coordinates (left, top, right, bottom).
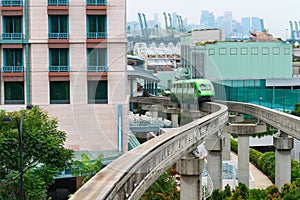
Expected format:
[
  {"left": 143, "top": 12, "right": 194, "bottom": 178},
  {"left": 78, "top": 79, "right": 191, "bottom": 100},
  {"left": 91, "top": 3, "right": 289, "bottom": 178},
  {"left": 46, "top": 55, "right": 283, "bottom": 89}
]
[{"left": 3, "top": 104, "right": 33, "bottom": 200}]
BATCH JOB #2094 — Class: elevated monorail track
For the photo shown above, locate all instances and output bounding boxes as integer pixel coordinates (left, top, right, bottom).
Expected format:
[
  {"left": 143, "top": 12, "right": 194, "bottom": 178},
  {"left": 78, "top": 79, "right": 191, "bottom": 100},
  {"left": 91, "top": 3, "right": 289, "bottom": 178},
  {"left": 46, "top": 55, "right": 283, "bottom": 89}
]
[
  {"left": 70, "top": 101, "right": 300, "bottom": 199},
  {"left": 70, "top": 102, "right": 228, "bottom": 199}
]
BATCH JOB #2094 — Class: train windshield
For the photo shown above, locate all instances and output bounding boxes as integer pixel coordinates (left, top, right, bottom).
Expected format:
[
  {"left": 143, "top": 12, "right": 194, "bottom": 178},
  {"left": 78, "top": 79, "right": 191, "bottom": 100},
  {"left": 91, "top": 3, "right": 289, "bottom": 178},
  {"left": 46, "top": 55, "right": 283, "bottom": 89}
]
[{"left": 199, "top": 83, "right": 212, "bottom": 91}]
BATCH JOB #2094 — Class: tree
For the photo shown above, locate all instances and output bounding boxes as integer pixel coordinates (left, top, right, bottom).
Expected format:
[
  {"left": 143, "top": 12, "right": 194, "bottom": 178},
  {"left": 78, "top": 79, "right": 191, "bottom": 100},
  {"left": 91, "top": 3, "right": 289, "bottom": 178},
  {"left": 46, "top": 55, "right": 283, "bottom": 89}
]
[{"left": 0, "top": 106, "right": 73, "bottom": 200}]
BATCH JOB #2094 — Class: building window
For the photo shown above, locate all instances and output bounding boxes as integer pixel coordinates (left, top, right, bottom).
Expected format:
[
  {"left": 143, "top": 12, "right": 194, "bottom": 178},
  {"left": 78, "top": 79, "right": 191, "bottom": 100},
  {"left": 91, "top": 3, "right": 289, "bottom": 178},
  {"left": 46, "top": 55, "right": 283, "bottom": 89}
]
[
  {"left": 4, "top": 82, "right": 24, "bottom": 104},
  {"left": 2, "top": 16, "right": 23, "bottom": 40},
  {"left": 88, "top": 80, "right": 108, "bottom": 104},
  {"left": 3, "top": 49, "right": 23, "bottom": 72},
  {"left": 219, "top": 48, "right": 227, "bottom": 55},
  {"left": 208, "top": 49, "right": 215, "bottom": 55},
  {"left": 262, "top": 47, "right": 269, "bottom": 55},
  {"left": 284, "top": 48, "right": 290, "bottom": 55},
  {"left": 50, "top": 81, "right": 70, "bottom": 104},
  {"left": 230, "top": 48, "right": 237, "bottom": 55},
  {"left": 251, "top": 47, "right": 258, "bottom": 55},
  {"left": 273, "top": 47, "right": 280, "bottom": 55},
  {"left": 87, "top": 15, "right": 106, "bottom": 38},
  {"left": 48, "top": 0, "right": 68, "bottom": 6},
  {"left": 241, "top": 48, "right": 248, "bottom": 55},
  {"left": 49, "top": 48, "right": 69, "bottom": 72},
  {"left": 48, "top": 15, "right": 69, "bottom": 39},
  {"left": 2, "top": 0, "right": 23, "bottom": 6},
  {"left": 87, "top": 48, "right": 107, "bottom": 72},
  {"left": 86, "top": 0, "right": 106, "bottom": 6}
]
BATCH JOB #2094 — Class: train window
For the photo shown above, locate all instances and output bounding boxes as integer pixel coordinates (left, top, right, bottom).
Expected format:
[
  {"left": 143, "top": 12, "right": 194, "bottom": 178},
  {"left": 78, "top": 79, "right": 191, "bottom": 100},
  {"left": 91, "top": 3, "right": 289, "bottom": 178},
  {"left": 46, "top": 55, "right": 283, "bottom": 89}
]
[{"left": 200, "top": 84, "right": 206, "bottom": 90}]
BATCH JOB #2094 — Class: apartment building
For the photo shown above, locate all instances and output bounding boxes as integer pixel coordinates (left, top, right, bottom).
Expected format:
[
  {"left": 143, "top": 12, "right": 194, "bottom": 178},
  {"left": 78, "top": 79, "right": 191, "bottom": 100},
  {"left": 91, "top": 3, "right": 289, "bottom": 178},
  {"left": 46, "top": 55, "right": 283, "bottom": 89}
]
[{"left": 0, "top": 0, "right": 128, "bottom": 154}]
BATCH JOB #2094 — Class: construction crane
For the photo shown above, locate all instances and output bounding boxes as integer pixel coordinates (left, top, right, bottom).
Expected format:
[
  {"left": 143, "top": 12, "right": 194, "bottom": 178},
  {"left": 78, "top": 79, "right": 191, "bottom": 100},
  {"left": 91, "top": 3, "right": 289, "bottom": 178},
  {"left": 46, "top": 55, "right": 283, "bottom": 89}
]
[
  {"left": 177, "top": 15, "right": 184, "bottom": 32},
  {"left": 295, "top": 21, "right": 300, "bottom": 38},
  {"left": 290, "top": 21, "right": 295, "bottom": 41},
  {"left": 163, "top": 12, "right": 169, "bottom": 31},
  {"left": 168, "top": 13, "right": 174, "bottom": 37},
  {"left": 142, "top": 13, "right": 149, "bottom": 38},
  {"left": 138, "top": 13, "right": 145, "bottom": 38}
]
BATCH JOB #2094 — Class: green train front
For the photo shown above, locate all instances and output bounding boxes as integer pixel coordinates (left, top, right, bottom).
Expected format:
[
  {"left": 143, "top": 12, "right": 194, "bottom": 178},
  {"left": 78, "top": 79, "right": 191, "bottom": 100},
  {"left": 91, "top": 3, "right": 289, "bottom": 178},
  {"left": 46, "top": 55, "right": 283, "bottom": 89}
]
[{"left": 171, "top": 79, "right": 215, "bottom": 106}]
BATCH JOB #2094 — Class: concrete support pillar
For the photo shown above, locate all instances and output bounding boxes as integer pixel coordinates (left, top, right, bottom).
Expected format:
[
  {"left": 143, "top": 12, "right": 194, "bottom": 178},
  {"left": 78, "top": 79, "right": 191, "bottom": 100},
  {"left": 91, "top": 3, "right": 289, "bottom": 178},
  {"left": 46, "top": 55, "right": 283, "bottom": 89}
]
[
  {"left": 177, "top": 153, "right": 204, "bottom": 200},
  {"left": 205, "top": 132, "right": 224, "bottom": 190},
  {"left": 150, "top": 105, "right": 159, "bottom": 119},
  {"left": 223, "top": 114, "right": 244, "bottom": 161},
  {"left": 171, "top": 113, "right": 178, "bottom": 128},
  {"left": 238, "top": 135, "right": 250, "bottom": 187},
  {"left": 225, "top": 123, "right": 266, "bottom": 188},
  {"left": 273, "top": 131, "right": 294, "bottom": 189}
]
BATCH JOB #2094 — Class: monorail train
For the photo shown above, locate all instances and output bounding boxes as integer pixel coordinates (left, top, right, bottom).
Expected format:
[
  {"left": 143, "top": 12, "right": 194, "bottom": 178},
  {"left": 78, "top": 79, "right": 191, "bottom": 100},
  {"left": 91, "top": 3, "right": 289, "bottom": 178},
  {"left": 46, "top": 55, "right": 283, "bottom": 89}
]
[{"left": 171, "top": 79, "right": 215, "bottom": 106}]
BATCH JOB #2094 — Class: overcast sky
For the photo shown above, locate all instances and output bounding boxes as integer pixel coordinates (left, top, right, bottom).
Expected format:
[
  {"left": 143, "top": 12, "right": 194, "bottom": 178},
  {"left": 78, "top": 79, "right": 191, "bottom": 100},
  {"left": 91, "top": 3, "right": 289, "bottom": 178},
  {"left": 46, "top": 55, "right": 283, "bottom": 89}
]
[{"left": 127, "top": 0, "right": 300, "bottom": 39}]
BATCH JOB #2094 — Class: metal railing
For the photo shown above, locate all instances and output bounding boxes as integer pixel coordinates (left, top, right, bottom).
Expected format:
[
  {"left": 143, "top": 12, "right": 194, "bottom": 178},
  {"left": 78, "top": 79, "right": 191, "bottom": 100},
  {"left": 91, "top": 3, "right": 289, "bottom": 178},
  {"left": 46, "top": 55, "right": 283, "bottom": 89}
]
[
  {"left": 86, "top": 32, "right": 106, "bottom": 39},
  {"left": 48, "top": 0, "right": 68, "bottom": 6},
  {"left": 48, "top": 33, "right": 69, "bottom": 39},
  {"left": 2, "top": 33, "right": 23, "bottom": 40},
  {"left": 2, "top": 0, "right": 22, "bottom": 6},
  {"left": 87, "top": 65, "right": 107, "bottom": 72},
  {"left": 48, "top": 65, "right": 69, "bottom": 72},
  {"left": 2, "top": 66, "right": 24, "bottom": 72},
  {"left": 86, "top": 0, "right": 106, "bottom": 6}
]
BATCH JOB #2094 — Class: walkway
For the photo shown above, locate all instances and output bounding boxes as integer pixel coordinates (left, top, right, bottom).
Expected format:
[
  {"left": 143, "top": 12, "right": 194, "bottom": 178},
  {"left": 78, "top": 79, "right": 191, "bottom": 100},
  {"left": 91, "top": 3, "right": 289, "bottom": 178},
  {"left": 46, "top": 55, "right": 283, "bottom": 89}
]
[{"left": 231, "top": 153, "right": 273, "bottom": 189}]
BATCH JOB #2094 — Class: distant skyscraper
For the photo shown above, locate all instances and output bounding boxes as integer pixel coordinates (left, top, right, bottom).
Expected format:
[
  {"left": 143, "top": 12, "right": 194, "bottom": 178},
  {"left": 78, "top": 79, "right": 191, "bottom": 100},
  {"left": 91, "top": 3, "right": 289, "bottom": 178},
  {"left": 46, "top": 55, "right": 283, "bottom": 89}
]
[
  {"left": 200, "top": 10, "right": 215, "bottom": 29},
  {"left": 251, "top": 17, "right": 261, "bottom": 31},
  {"left": 154, "top": 12, "right": 158, "bottom": 26},
  {"left": 216, "top": 16, "right": 224, "bottom": 30},
  {"left": 223, "top": 11, "right": 232, "bottom": 38},
  {"left": 241, "top": 17, "right": 251, "bottom": 38}
]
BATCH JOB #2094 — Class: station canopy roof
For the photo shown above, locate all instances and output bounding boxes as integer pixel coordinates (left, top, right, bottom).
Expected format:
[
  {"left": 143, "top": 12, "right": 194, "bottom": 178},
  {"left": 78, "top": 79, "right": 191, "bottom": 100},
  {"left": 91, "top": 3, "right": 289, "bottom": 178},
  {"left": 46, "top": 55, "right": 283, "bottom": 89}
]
[
  {"left": 147, "top": 59, "right": 173, "bottom": 66},
  {"left": 127, "top": 65, "right": 160, "bottom": 83}
]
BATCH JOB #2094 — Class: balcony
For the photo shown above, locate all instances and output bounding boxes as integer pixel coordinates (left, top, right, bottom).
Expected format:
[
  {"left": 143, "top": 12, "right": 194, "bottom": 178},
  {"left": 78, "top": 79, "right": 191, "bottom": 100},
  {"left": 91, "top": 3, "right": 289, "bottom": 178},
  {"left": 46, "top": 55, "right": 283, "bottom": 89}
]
[
  {"left": 49, "top": 66, "right": 69, "bottom": 72},
  {"left": 2, "top": 65, "right": 24, "bottom": 72},
  {"left": 2, "top": 33, "right": 23, "bottom": 40},
  {"left": 48, "top": 33, "right": 69, "bottom": 39},
  {"left": 87, "top": 65, "right": 107, "bottom": 72},
  {"left": 87, "top": 32, "right": 106, "bottom": 39},
  {"left": 2, "top": 0, "right": 23, "bottom": 6},
  {"left": 86, "top": 0, "right": 106, "bottom": 6},
  {"left": 48, "top": 0, "right": 68, "bottom": 6}
]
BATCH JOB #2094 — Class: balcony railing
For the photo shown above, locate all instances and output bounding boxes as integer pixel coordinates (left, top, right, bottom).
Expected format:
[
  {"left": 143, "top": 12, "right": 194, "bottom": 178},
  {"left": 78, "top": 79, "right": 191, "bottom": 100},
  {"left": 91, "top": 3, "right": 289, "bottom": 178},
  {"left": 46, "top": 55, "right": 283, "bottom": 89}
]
[
  {"left": 2, "top": 33, "right": 23, "bottom": 40},
  {"left": 2, "top": 66, "right": 24, "bottom": 72},
  {"left": 87, "top": 32, "right": 106, "bottom": 39},
  {"left": 86, "top": 0, "right": 106, "bottom": 6},
  {"left": 48, "top": 0, "right": 68, "bottom": 6},
  {"left": 48, "top": 33, "right": 69, "bottom": 39},
  {"left": 49, "top": 65, "right": 69, "bottom": 72},
  {"left": 87, "top": 65, "right": 107, "bottom": 72},
  {"left": 2, "top": 0, "right": 23, "bottom": 6}
]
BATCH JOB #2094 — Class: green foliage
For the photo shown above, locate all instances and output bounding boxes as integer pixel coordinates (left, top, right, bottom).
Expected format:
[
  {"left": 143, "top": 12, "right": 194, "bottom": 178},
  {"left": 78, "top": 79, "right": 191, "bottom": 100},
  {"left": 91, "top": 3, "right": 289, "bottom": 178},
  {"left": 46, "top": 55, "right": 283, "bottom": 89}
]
[
  {"left": 71, "top": 153, "right": 103, "bottom": 187},
  {"left": 257, "top": 152, "right": 276, "bottom": 181},
  {"left": 291, "top": 103, "right": 300, "bottom": 117},
  {"left": 249, "top": 148, "right": 263, "bottom": 167},
  {"left": 230, "top": 139, "right": 238, "bottom": 154},
  {"left": 141, "top": 166, "right": 179, "bottom": 199},
  {"left": 0, "top": 106, "right": 73, "bottom": 199}
]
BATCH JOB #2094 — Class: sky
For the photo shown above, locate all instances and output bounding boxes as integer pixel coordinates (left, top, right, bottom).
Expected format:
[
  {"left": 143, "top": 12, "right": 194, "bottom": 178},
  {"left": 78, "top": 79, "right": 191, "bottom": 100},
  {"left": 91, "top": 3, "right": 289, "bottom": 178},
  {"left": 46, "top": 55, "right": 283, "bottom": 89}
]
[{"left": 127, "top": 0, "right": 300, "bottom": 39}]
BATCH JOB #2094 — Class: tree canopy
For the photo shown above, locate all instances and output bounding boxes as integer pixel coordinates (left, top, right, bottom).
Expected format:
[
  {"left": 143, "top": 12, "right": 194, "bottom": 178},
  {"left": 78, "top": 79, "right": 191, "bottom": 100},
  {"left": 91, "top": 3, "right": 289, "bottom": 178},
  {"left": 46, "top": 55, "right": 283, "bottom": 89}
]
[{"left": 0, "top": 106, "right": 73, "bottom": 200}]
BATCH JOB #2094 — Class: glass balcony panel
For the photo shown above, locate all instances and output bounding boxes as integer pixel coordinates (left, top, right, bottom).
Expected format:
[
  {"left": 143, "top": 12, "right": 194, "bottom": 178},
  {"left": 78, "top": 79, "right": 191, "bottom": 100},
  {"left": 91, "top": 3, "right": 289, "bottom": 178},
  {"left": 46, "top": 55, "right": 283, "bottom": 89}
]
[
  {"left": 86, "top": 32, "right": 106, "bottom": 39},
  {"left": 2, "top": 0, "right": 23, "bottom": 6},
  {"left": 86, "top": 0, "right": 106, "bottom": 6},
  {"left": 87, "top": 65, "right": 107, "bottom": 72},
  {"left": 2, "top": 66, "right": 24, "bottom": 72},
  {"left": 48, "top": 66, "right": 69, "bottom": 72},
  {"left": 48, "top": 0, "right": 68, "bottom": 6},
  {"left": 48, "top": 33, "right": 69, "bottom": 39},
  {"left": 2, "top": 33, "right": 23, "bottom": 40}
]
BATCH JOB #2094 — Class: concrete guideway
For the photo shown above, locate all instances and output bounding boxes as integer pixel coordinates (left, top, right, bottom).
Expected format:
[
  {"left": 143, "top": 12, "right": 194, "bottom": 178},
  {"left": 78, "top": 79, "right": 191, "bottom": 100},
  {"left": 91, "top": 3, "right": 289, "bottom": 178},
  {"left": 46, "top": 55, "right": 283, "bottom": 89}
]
[{"left": 70, "top": 102, "right": 228, "bottom": 199}]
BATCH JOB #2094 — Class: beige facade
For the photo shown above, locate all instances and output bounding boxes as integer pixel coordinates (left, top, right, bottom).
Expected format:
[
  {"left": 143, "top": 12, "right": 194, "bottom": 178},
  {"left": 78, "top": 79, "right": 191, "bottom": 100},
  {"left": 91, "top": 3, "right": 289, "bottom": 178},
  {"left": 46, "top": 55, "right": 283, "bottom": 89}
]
[{"left": 0, "top": 0, "right": 128, "bottom": 152}]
